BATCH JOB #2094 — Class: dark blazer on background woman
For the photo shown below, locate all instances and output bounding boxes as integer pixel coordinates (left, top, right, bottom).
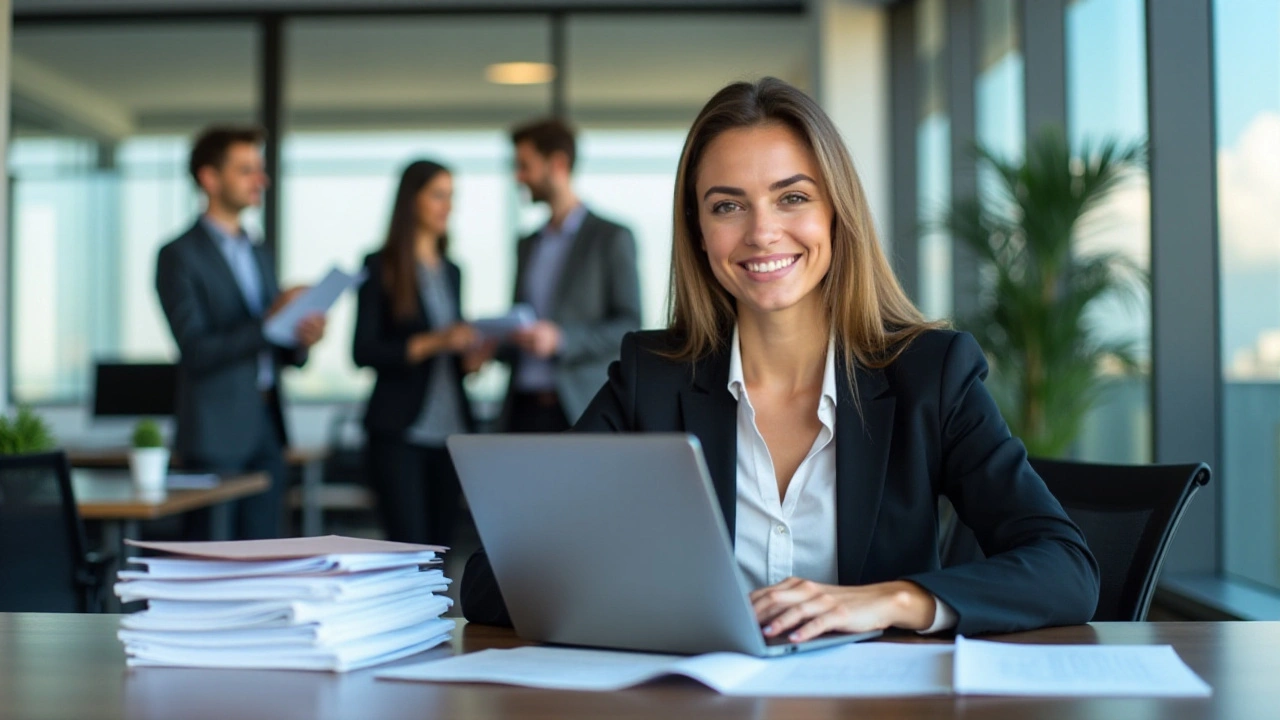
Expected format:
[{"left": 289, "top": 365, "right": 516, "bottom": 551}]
[
  {"left": 462, "top": 328, "right": 1099, "bottom": 637},
  {"left": 353, "top": 251, "right": 476, "bottom": 437}
]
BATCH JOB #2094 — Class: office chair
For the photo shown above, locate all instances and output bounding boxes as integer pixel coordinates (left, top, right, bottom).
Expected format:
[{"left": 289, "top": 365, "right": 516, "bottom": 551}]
[
  {"left": 939, "top": 458, "right": 1211, "bottom": 622},
  {"left": 0, "top": 451, "right": 112, "bottom": 612}
]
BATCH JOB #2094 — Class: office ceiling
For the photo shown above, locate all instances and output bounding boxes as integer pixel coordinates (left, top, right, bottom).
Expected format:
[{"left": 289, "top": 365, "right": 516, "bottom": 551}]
[{"left": 11, "top": 13, "right": 811, "bottom": 136}]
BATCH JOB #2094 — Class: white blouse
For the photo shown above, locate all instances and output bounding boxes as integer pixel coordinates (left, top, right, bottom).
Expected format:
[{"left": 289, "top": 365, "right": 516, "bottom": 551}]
[{"left": 727, "top": 327, "right": 955, "bottom": 634}]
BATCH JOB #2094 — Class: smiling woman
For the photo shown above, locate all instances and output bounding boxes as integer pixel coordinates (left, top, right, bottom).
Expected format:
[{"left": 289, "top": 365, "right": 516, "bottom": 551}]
[{"left": 462, "top": 77, "right": 1100, "bottom": 642}]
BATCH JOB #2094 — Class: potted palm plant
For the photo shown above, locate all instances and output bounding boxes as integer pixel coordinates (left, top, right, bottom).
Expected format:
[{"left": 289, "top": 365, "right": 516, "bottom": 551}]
[
  {"left": 129, "top": 419, "right": 168, "bottom": 500},
  {"left": 940, "top": 128, "right": 1147, "bottom": 457}
]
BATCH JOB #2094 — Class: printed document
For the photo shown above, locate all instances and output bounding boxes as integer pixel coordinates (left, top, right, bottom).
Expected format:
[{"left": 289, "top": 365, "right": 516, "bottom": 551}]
[{"left": 264, "top": 267, "right": 366, "bottom": 347}]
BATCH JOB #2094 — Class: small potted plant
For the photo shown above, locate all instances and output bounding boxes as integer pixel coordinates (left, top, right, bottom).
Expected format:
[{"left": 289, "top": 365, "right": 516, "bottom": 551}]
[{"left": 129, "top": 419, "right": 169, "bottom": 500}]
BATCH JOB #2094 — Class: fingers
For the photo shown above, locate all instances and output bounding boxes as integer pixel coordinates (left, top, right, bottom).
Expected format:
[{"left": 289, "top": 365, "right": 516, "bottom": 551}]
[
  {"left": 751, "top": 578, "right": 820, "bottom": 631},
  {"left": 761, "top": 593, "right": 836, "bottom": 639}
]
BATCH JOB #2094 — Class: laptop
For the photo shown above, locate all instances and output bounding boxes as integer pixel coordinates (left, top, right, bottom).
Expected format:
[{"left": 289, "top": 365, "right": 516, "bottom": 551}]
[{"left": 447, "top": 433, "right": 880, "bottom": 656}]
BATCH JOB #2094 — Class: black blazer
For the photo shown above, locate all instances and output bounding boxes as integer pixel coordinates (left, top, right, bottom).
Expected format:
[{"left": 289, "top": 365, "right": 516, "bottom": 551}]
[
  {"left": 353, "top": 252, "right": 476, "bottom": 438},
  {"left": 155, "top": 220, "right": 303, "bottom": 466},
  {"left": 462, "top": 329, "right": 1099, "bottom": 636}
]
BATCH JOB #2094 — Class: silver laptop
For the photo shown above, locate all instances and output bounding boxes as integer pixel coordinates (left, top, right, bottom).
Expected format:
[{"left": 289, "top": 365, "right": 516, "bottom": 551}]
[{"left": 447, "top": 433, "right": 880, "bottom": 656}]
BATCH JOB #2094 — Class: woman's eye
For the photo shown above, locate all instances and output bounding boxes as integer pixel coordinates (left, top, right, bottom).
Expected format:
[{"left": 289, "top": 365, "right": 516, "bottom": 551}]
[
  {"left": 780, "top": 192, "right": 808, "bottom": 205},
  {"left": 711, "top": 201, "right": 741, "bottom": 214}
]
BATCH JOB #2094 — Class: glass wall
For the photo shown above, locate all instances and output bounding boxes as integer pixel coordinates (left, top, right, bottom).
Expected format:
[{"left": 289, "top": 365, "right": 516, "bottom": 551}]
[
  {"left": 1216, "top": 0, "right": 1280, "bottom": 591},
  {"left": 974, "top": 0, "right": 1023, "bottom": 166},
  {"left": 915, "top": 0, "right": 951, "bottom": 320},
  {"left": 9, "top": 23, "right": 258, "bottom": 403},
  {"left": 1065, "top": 0, "right": 1151, "bottom": 463}
]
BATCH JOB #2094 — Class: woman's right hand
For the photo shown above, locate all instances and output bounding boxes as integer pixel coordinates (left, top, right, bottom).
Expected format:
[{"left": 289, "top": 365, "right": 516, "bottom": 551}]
[{"left": 407, "top": 324, "right": 477, "bottom": 363}]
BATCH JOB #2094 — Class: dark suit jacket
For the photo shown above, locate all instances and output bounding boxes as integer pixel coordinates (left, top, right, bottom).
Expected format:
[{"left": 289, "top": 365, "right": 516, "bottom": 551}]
[
  {"left": 463, "top": 329, "right": 1100, "bottom": 636},
  {"left": 155, "top": 221, "right": 304, "bottom": 467},
  {"left": 352, "top": 252, "right": 476, "bottom": 438},
  {"left": 502, "top": 210, "right": 642, "bottom": 425}
]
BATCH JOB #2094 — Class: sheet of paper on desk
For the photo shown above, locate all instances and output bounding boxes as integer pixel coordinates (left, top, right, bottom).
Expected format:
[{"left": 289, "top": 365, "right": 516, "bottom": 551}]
[
  {"left": 116, "top": 566, "right": 448, "bottom": 603},
  {"left": 471, "top": 303, "right": 535, "bottom": 339},
  {"left": 376, "top": 642, "right": 954, "bottom": 696},
  {"left": 263, "top": 267, "right": 366, "bottom": 347},
  {"left": 953, "top": 636, "right": 1212, "bottom": 697},
  {"left": 120, "top": 550, "right": 440, "bottom": 580}
]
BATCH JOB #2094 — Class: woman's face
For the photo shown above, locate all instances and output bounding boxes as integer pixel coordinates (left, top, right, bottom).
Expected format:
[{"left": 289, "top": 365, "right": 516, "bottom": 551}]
[
  {"left": 694, "top": 123, "right": 834, "bottom": 322},
  {"left": 415, "top": 171, "right": 454, "bottom": 238}
]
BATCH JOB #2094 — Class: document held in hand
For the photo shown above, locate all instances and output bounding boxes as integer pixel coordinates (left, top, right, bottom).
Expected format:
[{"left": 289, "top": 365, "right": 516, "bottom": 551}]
[
  {"left": 471, "top": 303, "right": 536, "bottom": 339},
  {"left": 264, "top": 266, "right": 367, "bottom": 347}
]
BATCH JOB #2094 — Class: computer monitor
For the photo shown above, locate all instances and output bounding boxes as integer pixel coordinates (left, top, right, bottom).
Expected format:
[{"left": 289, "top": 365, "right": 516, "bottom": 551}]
[{"left": 91, "top": 361, "right": 177, "bottom": 417}]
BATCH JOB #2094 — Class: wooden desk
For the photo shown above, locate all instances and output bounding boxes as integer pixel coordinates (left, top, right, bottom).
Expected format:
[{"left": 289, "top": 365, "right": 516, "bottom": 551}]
[
  {"left": 68, "top": 447, "right": 334, "bottom": 536},
  {"left": 0, "top": 615, "right": 1274, "bottom": 720}
]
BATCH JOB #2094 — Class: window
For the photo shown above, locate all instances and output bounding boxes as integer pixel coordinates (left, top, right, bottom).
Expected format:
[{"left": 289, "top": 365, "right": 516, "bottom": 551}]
[
  {"left": 1065, "top": 0, "right": 1151, "bottom": 463},
  {"left": 915, "top": 0, "right": 951, "bottom": 320},
  {"left": 1216, "top": 0, "right": 1280, "bottom": 591},
  {"left": 9, "top": 23, "right": 258, "bottom": 403}
]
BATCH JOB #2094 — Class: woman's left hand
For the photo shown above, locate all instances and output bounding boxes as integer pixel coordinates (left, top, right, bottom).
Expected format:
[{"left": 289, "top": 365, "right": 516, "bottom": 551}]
[{"left": 749, "top": 578, "right": 937, "bottom": 642}]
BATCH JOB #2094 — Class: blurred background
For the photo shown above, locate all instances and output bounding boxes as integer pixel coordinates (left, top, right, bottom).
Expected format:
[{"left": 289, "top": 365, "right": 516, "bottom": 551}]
[{"left": 0, "top": 0, "right": 1275, "bottom": 619}]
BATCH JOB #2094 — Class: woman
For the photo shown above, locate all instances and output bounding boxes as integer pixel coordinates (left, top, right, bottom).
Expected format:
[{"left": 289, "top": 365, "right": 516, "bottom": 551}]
[
  {"left": 354, "top": 160, "right": 478, "bottom": 546},
  {"left": 462, "top": 79, "right": 1099, "bottom": 637}
]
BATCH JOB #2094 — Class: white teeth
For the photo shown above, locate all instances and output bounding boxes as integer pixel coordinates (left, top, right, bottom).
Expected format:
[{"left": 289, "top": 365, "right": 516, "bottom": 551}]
[{"left": 745, "top": 256, "right": 797, "bottom": 273}]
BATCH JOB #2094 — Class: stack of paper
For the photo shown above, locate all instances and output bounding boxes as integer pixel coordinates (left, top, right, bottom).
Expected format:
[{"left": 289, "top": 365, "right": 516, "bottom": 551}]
[{"left": 115, "top": 536, "right": 455, "bottom": 672}]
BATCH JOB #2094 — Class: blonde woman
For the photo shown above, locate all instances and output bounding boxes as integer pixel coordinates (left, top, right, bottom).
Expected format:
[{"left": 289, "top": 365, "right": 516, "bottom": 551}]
[{"left": 463, "top": 78, "right": 1098, "bottom": 638}]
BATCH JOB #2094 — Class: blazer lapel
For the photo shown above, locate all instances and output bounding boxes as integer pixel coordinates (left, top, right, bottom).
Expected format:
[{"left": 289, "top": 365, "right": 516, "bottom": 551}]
[
  {"left": 678, "top": 348, "right": 739, "bottom": 541},
  {"left": 835, "top": 358, "right": 895, "bottom": 585},
  {"left": 191, "top": 222, "right": 256, "bottom": 319}
]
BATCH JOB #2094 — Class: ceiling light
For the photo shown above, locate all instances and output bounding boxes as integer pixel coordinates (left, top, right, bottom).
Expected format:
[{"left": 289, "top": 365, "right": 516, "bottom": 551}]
[{"left": 486, "top": 62, "right": 557, "bottom": 85}]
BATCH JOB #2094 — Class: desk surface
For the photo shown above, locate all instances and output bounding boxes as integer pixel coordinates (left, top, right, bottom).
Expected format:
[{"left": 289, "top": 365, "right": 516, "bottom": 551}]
[
  {"left": 0, "top": 614, "right": 1274, "bottom": 720},
  {"left": 73, "top": 471, "right": 269, "bottom": 520}
]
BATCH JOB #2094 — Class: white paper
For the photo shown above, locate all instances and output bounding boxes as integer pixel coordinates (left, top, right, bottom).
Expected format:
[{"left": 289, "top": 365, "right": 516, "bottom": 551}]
[
  {"left": 115, "top": 567, "right": 448, "bottom": 603},
  {"left": 125, "top": 535, "right": 444, "bottom": 560},
  {"left": 471, "top": 303, "right": 535, "bottom": 339},
  {"left": 953, "top": 636, "right": 1212, "bottom": 697},
  {"left": 121, "top": 550, "right": 439, "bottom": 580},
  {"left": 123, "top": 617, "right": 455, "bottom": 672},
  {"left": 263, "top": 267, "right": 366, "bottom": 347},
  {"left": 165, "top": 473, "right": 219, "bottom": 489},
  {"left": 377, "top": 642, "right": 954, "bottom": 697}
]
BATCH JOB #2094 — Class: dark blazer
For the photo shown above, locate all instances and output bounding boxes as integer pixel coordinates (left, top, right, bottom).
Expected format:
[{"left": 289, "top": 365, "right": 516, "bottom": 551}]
[
  {"left": 353, "top": 252, "right": 476, "bottom": 438},
  {"left": 502, "top": 210, "right": 642, "bottom": 425},
  {"left": 155, "top": 221, "right": 303, "bottom": 466},
  {"left": 463, "top": 328, "right": 1100, "bottom": 636}
]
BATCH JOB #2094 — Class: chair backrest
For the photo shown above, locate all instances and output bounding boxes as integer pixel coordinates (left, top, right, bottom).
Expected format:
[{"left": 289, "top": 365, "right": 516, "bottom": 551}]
[
  {"left": 940, "top": 458, "right": 1211, "bottom": 622},
  {"left": 0, "top": 451, "right": 91, "bottom": 612}
]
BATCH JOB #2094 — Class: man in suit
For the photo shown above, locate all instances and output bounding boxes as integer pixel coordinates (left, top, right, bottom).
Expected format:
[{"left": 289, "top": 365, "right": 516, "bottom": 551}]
[
  {"left": 155, "top": 125, "right": 326, "bottom": 539},
  {"left": 502, "top": 118, "right": 642, "bottom": 431}
]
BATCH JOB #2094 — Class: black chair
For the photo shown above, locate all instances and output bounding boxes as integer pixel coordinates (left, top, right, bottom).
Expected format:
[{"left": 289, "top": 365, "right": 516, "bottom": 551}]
[
  {"left": 0, "top": 451, "right": 112, "bottom": 612},
  {"left": 939, "top": 458, "right": 1211, "bottom": 622}
]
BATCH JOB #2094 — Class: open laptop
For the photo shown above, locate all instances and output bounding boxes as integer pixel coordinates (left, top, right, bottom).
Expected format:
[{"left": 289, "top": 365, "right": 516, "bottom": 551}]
[{"left": 447, "top": 433, "right": 880, "bottom": 656}]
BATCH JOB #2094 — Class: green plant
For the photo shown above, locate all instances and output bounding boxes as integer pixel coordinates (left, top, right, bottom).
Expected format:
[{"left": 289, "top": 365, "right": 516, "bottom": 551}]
[
  {"left": 0, "top": 405, "right": 58, "bottom": 455},
  {"left": 940, "top": 128, "right": 1147, "bottom": 458},
  {"left": 132, "top": 419, "right": 164, "bottom": 449}
]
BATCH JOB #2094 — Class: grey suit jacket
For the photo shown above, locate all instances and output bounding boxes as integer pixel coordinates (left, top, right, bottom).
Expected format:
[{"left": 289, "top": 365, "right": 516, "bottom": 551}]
[
  {"left": 155, "top": 221, "right": 304, "bottom": 466},
  {"left": 503, "top": 210, "right": 642, "bottom": 425}
]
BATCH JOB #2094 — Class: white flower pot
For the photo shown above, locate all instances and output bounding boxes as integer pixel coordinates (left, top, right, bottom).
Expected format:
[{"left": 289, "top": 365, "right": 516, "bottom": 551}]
[{"left": 129, "top": 447, "right": 170, "bottom": 501}]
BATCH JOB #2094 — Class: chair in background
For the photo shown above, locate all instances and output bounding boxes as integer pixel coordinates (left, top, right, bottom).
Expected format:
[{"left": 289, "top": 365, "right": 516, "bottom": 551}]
[
  {"left": 0, "top": 451, "right": 112, "bottom": 612},
  {"left": 939, "top": 458, "right": 1212, "bottom": 622}
]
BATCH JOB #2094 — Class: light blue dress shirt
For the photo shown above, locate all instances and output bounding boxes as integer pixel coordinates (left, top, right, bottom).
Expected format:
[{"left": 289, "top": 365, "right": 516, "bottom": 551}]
[{"left": 201, "top": 217, "right": 274, "bottom": 390}]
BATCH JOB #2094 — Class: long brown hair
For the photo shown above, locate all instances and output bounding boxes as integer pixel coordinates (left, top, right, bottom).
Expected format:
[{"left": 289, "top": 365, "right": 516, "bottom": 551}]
[
  {"left": 668, "top": 77, "right": 945, "bottom": 384},
  {"left": 380, "top": 160, "right": 451, "bottom": 321}
]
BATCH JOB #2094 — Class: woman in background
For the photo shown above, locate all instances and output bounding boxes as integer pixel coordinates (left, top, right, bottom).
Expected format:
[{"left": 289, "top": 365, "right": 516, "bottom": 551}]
[{"left": 354, "top": 160, "right": 478, "bottom": 546}]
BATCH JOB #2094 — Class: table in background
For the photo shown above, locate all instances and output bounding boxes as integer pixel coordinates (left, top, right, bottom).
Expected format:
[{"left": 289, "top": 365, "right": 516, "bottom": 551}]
[
  {"left": 1, "top": 616, "right": 1275, "bottom": 720},
  {"left": 67, "top": 447, "right": 338, "bottom": 536},
  {"left": 74, "top": 470, "right": 268, "bottom": 610}
]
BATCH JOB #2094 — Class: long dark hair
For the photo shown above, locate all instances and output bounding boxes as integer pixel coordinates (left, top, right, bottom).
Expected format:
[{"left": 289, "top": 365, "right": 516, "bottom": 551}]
[{"left": 380, "top": 160, "right": 451, "bottom": 321}]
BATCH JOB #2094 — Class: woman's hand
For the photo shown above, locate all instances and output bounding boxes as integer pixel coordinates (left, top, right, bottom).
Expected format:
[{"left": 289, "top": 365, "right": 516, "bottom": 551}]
[
  {"left": 406, "top": 323, "right": 477, "bottom": 363},
  {"left": 749, "top": 578, "right": 937, "bottom": 643},
  {"left": 441, "top": 323, "right": 478, "bottom": 353}
]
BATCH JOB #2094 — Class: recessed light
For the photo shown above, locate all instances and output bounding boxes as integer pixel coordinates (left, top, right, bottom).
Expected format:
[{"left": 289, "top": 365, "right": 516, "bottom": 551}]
[{"left": 486, "top": 62, "right": 557, "bottom": 85}]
